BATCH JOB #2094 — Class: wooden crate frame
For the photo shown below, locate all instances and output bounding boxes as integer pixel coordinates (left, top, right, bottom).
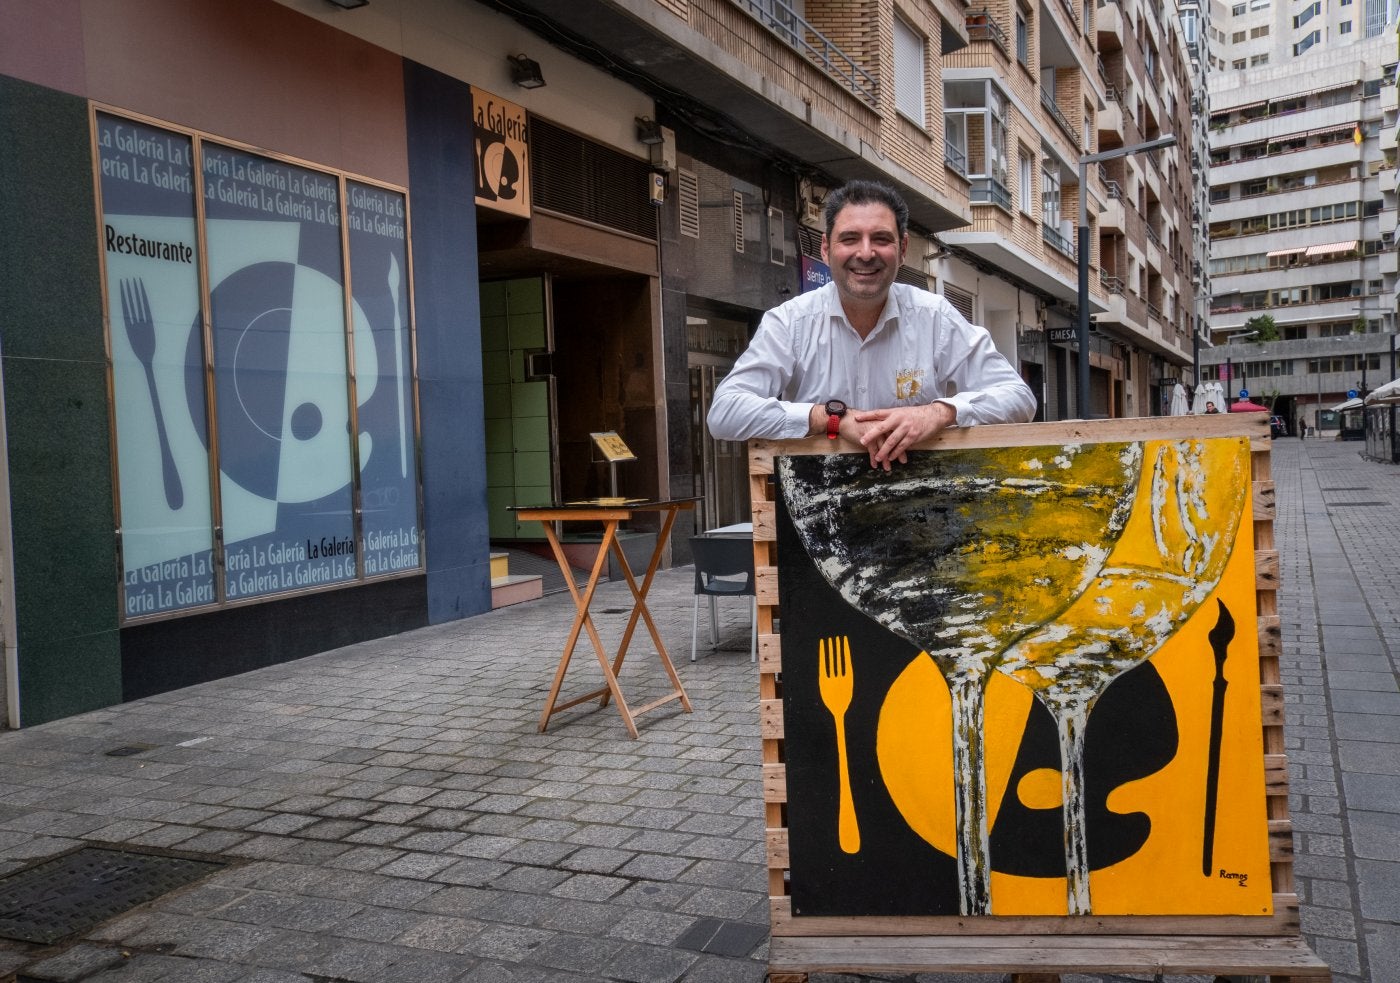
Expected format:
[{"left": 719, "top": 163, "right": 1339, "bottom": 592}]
[{"left": 748, "top": 415, "right": 1330, "bottom": 982}]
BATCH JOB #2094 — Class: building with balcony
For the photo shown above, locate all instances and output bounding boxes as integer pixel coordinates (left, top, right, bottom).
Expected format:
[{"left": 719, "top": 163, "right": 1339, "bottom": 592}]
[
  {"left": 1204, "top": 19, "right": 1398, "bottom": 432},
  {"left": 937, "top": 0, "right": 1201, "bottom": 419},
  {"left": 0, "top": 0, "right": 1207, "bottom": 724}
]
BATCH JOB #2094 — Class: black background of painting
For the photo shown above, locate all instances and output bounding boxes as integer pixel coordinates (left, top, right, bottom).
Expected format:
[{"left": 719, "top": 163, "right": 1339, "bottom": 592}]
[{"left": 776, "top": 457, "right": 1181, "bottom": 917}]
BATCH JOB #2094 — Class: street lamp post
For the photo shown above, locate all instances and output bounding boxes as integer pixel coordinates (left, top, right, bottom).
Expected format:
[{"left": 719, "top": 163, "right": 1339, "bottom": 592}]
[{"left": 1076, "top": 134, "right": 1176, "bottom": 419}]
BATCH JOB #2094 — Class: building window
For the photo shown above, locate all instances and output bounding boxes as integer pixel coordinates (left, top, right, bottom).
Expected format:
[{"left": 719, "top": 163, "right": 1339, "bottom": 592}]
[
  {"left": 1293, "top": 29, "right": 1320, "bottom": 54},
  {"left": 893, "top": 14, "right": 926, "bottom": 125},
  {"left": 1231, "top": 29, "right": 1246, "bottom": 41},
  {"left": 1251, "top": 54, "right": 1270, "bottom": 66},
  {"left": 94, "top": 111, "right": 422, "bottom": 620},
  {"left": 1015, "top": 2, "right": 1031, "bottom": 66},
  {"left": 945, "top": 79, "right": 1011, "bottom": 209},
  {"left": 1250, "top": 24, "right": 1270, "bottom": 37},
  {"left": 1292, "top": 2, "right": 1319, "bottom": 28},
  {"left": 1231, "top": 2, "right": 1245, "bottom": 12},
  {"left": 1232, "top": 58, "right": 1246, "bottom": 69},
  {"left": 1019, "top": 146, "right": 1034, "bottom": 216},
  {"left": 1041, "top": 156, "right": 1062, "bottom": 230},
  {"left": 1340, "top": 20, "right": 1353, "bottom": 32}
]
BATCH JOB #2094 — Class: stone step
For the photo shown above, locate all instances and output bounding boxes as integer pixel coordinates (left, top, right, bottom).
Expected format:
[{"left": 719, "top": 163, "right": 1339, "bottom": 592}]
[{"left": 491, "top": 573, "right": 542, "bottom": 609}]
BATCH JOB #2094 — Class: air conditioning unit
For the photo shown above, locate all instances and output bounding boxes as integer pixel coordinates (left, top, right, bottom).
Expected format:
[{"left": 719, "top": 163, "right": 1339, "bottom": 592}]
[{"left": 800, "top": 196, "right": 823, "bottom": 227}]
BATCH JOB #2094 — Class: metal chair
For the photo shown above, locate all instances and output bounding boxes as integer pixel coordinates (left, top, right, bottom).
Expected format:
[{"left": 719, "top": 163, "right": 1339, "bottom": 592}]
[{"left": 689, "top": 535, "right": 756, "bottom": 663}]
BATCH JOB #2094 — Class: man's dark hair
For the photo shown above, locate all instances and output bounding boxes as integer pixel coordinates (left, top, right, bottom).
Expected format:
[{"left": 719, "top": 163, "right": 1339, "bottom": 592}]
[{"left": 823, "top": 180, "right": 910, "bottom": 239}]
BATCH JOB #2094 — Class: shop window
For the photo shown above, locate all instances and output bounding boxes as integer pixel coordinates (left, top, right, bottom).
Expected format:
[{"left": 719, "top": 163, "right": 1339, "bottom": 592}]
[{"left": 95, "top": 111, "right": 421, "bottom": 621}]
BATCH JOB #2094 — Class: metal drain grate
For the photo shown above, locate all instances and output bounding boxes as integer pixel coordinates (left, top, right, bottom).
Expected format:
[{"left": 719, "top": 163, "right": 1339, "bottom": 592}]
[
  {"left": 0, "top": 846, "right": 225, "bottom": 944},
  {"left": 1328, "top": 502, "right": 1387, "bottom": 507}
]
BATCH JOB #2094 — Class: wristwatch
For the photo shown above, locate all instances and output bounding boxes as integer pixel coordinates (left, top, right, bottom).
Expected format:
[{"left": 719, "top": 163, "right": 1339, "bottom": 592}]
[{"left": 824, "top": 399, "right": 847, "bottom": 440}]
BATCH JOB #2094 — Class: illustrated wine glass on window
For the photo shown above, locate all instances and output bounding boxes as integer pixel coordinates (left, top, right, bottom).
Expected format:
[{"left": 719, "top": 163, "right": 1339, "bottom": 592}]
[
  {"left": 998, "top": 437, "right": 1250, "bottom": 914},
  {"left": 779, "top": 442, "right": 1143, "bottom": 915}
]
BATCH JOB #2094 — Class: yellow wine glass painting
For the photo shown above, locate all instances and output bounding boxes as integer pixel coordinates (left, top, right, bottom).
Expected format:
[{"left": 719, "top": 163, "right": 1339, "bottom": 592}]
[{"left": 777, "top": 437, "right": 1254, "bottom": 917}]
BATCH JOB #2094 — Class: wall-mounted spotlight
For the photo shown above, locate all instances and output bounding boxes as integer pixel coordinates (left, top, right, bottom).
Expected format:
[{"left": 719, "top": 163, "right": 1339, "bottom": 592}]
[
  {"left": 635, "top": 117, "right": 665, "bottom": 146},
  {"left": 508, "top": 54, "right": 546, "bottom": 89},
  {"left": 324, "top": 0, "right": 369, "bottom": 9}
]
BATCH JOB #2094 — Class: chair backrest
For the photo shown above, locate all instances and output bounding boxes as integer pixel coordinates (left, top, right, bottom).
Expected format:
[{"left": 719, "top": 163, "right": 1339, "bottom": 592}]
[{"left": 689, "top": 535, "right": 756, "bottom": 596}]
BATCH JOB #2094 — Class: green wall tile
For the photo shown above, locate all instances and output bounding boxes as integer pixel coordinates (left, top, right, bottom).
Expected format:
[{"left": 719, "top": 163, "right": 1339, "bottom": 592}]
[
  {"left": 512, "top": 414, "right": 550, "bottom": 451},
  {"left": 508, "top": 311, "right": 546, "bottom": 350},
  {"left": 478, "top": 281, "right": 506, "bottom": 317},
  {"left": 485, "top": 450, "right": 513, "bottom": 487},
  {"left": 511, "top": 381, "right": 548, "bottom": 418},
  {"left": 480, "top": 314, "right": 508, "bottom": 351},
  {"left": 513, "top": 451, "right": 551, "bottom": 487},
  {"left": 482, "top": 349, "right": 510, "bottom": 385},
  {"left": 505, "top": 277, "right": 544, "bottom": 314}
]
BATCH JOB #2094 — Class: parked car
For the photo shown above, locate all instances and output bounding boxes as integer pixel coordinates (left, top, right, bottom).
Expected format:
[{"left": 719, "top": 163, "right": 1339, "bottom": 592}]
[{"left": 1270, "top": 415, "right": 1288, "bottom": 437}]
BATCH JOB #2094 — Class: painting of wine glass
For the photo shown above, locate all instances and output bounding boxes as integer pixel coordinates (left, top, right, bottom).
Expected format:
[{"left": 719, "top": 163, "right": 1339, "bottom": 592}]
[{"left": 776, "top": 437, "right": 1273, "bottom": 918}]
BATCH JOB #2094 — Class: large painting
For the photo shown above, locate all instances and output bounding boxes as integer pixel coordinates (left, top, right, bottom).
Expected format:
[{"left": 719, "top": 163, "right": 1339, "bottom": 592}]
[{"left": 776, "top": 437, "right": 1273, "bottom": 918}]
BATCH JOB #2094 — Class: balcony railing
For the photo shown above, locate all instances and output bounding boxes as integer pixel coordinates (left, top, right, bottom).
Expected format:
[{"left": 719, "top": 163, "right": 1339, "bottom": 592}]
[
  {"left": 1100, "top": 272, "right": 1125, "bottom": 293},
  {"left": 1146, "top": 224, "right": 1162, "bottom": 248},
  {"left": 1043, "top": 222, "right": 1076, "bottom": 257},
  {"left": 970, "top": 177, "right": 1012, "bottom": 210},
  {"left": 733, "top": 0, "right": 877, "bottom": 105},
  {"left": 945, "top": 142, "right": 968, "bottom": 177},
  {"left": 1041, "top": 88, "right": 1080, "bottom": 148},
  {"left": 965, "top": 9, "right": 1010, "bottom": 57},
  {"left": 1147, "top": 301, "right": 1164, "bottom": 322}
]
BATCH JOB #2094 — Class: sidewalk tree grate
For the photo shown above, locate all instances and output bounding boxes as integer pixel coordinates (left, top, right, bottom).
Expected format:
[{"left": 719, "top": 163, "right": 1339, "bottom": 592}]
[
  {"left": 1327, "top": 501, "right": 1386, "bottom": 507},
  {"left": 0, "top": 847, "right": 225, "bottom": 944}
]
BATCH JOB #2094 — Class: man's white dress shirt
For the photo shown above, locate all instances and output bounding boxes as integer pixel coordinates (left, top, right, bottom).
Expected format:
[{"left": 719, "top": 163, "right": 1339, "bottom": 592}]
[{"left": 707, "top": 282, "right": 1037, "bottom": 441}]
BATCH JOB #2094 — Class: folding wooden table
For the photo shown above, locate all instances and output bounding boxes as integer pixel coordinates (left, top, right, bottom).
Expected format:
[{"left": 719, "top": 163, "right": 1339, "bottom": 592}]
[{"left": 510, "top": 498, "right": 696, "bottom": 738}]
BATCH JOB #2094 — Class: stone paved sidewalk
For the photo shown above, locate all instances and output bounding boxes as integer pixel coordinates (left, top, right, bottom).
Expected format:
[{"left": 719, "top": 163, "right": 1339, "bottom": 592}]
[{"left": 0, "top": 435, "right": 1394, "bottom": 983}]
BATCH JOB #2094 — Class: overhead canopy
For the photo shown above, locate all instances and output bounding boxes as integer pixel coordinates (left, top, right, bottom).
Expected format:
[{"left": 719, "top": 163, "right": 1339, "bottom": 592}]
[
  {"left": 1331, "top": 397, "right": 1364, "bottom": 411},
  {"left": 1305, "top": 241, "right": 1359, "bottom": 257},
  {"left": 1364, "top": 378, "right": 1400, "bottom": 405},
  {"left": 1266, "top": 246, "right": 1305, "bottom": 258},
  {"left": 1228, "top": 399, "right": 1269, "bottom": 413}
]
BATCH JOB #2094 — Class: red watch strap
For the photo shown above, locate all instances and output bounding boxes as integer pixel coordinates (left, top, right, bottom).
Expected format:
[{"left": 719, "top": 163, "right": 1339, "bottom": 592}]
[{"left": 827, "top": 413, "right": 840, "bottom": 439}]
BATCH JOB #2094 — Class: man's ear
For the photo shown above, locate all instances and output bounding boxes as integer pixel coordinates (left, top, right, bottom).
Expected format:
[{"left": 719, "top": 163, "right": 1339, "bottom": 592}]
[
  {"left": 900, "top": 233, "right": 909, "bottom": 263},
  {"left": 820, "top": 234, "right": 830, "bottom": 263}
]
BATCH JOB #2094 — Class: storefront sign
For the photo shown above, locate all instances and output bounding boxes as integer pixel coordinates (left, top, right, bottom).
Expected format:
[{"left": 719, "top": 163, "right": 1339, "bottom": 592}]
[
  {"left": 800, "top": 256, "right": 831, "bottom": 292},
  {"left": 1048, "top": 327, "right": 1077, "bottom": 343},
  {"left": 471, "top": 87, "right": 531, "bottom": 218}
]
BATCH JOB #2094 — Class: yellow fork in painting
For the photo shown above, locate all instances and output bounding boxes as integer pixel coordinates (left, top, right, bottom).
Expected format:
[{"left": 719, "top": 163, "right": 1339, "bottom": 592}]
[{"left": 818, "top": 635, "right": 860, "bottom": 854}]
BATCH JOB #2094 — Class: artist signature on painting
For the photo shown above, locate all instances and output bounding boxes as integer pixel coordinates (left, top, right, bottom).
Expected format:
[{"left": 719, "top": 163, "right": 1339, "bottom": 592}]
[{"left": 1219, "top": 869, "right": 1249, "bottom": 888}]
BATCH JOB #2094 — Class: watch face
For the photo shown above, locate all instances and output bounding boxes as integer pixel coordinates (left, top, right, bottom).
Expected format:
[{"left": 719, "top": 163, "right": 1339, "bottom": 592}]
[{"left": 825, "top": 399, "right": 847, "bottom": 416}]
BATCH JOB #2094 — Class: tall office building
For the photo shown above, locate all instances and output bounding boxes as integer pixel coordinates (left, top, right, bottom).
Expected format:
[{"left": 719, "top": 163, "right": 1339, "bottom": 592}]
[{"left": 1204, "top": 9, "right": 1398, "bottom": 433}]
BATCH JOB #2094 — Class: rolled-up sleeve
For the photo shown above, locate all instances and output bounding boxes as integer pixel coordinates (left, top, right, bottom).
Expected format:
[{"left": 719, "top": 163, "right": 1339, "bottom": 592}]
[
  {"left": 706, "top": 310, "right": 814, "bottom": 441},
  {"left": 932, "top": 304, "right": 1037, "bottom": 426}
]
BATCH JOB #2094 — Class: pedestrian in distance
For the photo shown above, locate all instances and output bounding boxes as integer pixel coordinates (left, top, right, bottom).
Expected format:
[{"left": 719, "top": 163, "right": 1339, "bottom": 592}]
[
  {"left": 1204, "top": 401, "right": 1220, "bottom": 414},
  {"left": 706, "top": 179, "right": 1036, "bottom": 470}
]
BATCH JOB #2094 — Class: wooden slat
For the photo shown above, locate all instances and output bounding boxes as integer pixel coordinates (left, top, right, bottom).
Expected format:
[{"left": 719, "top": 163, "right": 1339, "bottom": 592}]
[
  {"left": 1260, "top": 683, "right": 1285, "bottom": 727},
  {"left": 763, "top": 762, "right": 787, "bottom": 802},
  {"left": 753, "top": 499, "right": 776, "bottom": 541},
  {"left": 758, "top": 633, "right": 782, "bottom": 672},
  {"left": 767, "top": 826, "right": 790, "bottom": 868},
  {"left": 1258, "top": 614, "right": 1282, "bottom": 660},
  {"left": 760, "top": 698, "right": 784, "bottom": 738},
  {"left": 756, "top": 565, "right": 779, "bottom": 607},
  {"left": 769, "top": 895, "right": 1302, "bottom": 937},
  {"left": 768, "top": 933, "right": 1330, "bottom": 977},
  {"left": 1253, "top": 479, "right": 1277, "bottom": 520},
  {"left": 1255, "top": 549, "right": 1280, "bottom": 589}
]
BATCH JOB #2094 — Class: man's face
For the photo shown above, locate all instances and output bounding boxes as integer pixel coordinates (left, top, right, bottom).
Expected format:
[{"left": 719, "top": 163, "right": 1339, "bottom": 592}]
[{"left": 821, "top": 202, "right": 907, "bottom": 311}]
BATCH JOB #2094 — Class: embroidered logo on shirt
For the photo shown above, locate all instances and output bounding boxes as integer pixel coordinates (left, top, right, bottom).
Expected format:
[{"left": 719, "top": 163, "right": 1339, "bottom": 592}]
[{"left": 895, "top": 369, "right": 924, "bottom": 401}]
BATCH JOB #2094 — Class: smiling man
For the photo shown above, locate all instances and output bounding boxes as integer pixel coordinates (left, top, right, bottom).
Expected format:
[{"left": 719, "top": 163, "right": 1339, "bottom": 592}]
[{"left": 707, "top": 180, "right": 1036, "bottom": 469}]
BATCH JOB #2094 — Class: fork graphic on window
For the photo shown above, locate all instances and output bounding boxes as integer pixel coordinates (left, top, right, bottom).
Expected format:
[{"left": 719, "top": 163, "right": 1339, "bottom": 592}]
[{"left": 120, "top": 278, "right": 183, "bottom": 510}]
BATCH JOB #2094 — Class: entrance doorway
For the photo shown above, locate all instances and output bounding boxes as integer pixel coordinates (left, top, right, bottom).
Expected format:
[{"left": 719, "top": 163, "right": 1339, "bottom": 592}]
[{"left": 687, "top": 311, "right": 752, "bottom": 532}]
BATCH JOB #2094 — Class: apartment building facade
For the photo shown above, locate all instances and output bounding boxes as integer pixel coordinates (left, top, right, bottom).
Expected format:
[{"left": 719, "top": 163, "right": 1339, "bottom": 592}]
[
  {"left": 0, "top": 0, "right": 1204, "bottom": 724},
  {"left": 1204, "top": 21, "right": 1398, "bottom": 434}
]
